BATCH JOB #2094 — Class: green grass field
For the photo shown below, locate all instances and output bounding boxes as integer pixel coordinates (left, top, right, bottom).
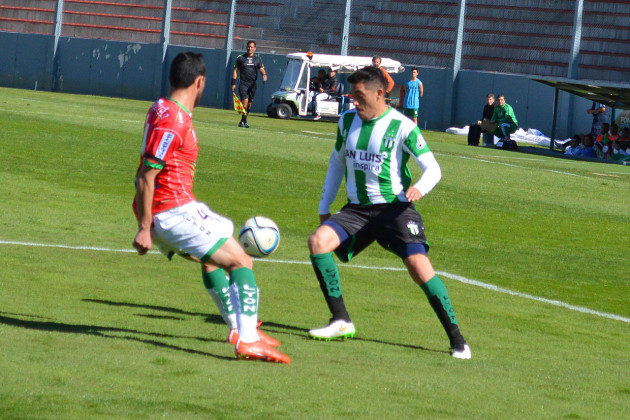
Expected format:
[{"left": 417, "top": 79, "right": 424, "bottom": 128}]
[{"left": 1, "top": 87, "right": 629, "bottom": 419}]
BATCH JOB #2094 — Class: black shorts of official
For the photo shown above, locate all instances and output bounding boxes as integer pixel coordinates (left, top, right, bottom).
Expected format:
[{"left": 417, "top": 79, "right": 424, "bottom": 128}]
[
  {"left": 238, "top": 82, "right": 257, "bottom": 101},
  {"left": 323, "top": 202, "right": 429, "bottom": 263}
]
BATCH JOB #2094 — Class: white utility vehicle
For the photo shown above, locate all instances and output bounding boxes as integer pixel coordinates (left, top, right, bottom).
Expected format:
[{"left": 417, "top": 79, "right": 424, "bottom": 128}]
[{"left": 267, "top": 52, "right": 405, "bottom": 120}]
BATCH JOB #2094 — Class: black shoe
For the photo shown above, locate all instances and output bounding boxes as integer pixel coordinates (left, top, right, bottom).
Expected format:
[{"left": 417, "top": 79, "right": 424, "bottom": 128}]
[
  {"left": 243, "top": 122, "right": 250, "bottom": 128},
  {"left": 238, "top": 121, "right": 245, "bottom": 128}
]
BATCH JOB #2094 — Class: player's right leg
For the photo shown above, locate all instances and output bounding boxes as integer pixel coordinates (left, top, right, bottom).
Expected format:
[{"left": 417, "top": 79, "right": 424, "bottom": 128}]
[{"left": 307, "top": 214, "right": 371, "bottom": 340}]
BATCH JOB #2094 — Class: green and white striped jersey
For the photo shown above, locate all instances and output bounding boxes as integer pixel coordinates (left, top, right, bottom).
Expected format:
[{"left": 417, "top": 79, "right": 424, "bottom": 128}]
[{"left": 319, "top": 107, "right": 441, "bottom": 214}]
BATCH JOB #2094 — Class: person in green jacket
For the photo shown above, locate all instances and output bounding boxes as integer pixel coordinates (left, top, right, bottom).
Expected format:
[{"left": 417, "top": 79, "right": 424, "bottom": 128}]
[{"left": 492, "top": 94, "right": 518, "bottom": 140}]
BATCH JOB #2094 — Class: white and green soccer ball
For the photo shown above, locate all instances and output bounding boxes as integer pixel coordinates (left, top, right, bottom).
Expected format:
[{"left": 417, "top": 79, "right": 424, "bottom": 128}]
[{"left": 238, "top": 216, "right": 280, "bottom": 257}]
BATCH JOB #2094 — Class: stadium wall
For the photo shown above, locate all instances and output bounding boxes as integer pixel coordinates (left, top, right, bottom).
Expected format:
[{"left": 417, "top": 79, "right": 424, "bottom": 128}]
[{"left": 0, "top": 31, "right": 594, "bottom": 139}]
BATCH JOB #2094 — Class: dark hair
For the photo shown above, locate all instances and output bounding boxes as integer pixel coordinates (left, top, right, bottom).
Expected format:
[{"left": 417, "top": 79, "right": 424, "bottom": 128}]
[
  {"left": 372, "top": 55, "right": 381, "bottom": 61},
  {"left": 411, "top": 66, "right": 418, "bottom": 72},
  {"left": 348, "top": 66, "right": 387, "bottom": 91},
  {"left": 247, "top": 40, "right": 256, "bottom": 47},
  {"left": 169, "top": 52, "right": 206, "bottom": 89},
  {"left": 497, "top": 94, "right": 505, "bottom": 100}
]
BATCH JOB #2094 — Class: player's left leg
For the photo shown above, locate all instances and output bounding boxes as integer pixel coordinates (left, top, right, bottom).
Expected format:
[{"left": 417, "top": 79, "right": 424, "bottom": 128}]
[
  {"left": 377, "top": 203, "right": 470, "bottom": 359},
  {"left": 404, "top": 254, "right": 471, "bottom": 359}
]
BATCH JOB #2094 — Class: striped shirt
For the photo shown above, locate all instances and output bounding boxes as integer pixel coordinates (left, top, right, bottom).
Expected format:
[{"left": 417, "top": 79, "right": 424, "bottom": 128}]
[{"left": 319, "top": 107, "right": 441, "bottom": 214}]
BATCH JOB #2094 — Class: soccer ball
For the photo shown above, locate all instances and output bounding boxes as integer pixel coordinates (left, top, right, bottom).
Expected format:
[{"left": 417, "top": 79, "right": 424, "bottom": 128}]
[{"left": 238, "top": 216, "right": 280, "bottom": 257}]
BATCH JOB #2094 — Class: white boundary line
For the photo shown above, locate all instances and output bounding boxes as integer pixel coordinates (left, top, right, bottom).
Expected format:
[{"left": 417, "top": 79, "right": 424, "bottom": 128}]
[{"left": 1, "top": 239, "right": 628, "bottom": 324}]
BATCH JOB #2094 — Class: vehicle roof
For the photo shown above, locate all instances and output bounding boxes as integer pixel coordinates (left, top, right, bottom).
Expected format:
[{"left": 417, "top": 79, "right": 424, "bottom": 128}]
[{"left": 286, "top": 52, "right": 405, "bottom": 74}]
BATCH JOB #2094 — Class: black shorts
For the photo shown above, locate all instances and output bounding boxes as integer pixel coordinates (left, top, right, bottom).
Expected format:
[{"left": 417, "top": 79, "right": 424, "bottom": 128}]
[
  {"left": 323, "top": 202, "right": 429, "bottom": 263},
  {"left": 238, "top": 82, "right": 257, "bottom": 101}
]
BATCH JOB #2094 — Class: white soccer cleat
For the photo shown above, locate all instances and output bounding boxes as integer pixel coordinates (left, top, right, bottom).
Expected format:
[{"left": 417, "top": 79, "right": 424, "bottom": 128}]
[
  {"left": 451, "top": 343, "right": 471, "bottom": 360},
  {"left": 309, "top": 319, "right": 355, "bottom": 340}
]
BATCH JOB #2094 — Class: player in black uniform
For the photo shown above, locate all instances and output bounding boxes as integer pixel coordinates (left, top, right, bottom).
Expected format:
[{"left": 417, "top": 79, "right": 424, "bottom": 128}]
[{"left": 231, "top": 40, "right": 267, "bottom": 128}]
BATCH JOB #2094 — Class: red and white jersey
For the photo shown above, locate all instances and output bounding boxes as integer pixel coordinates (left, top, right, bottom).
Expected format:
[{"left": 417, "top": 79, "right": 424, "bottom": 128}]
[{"left": 135, "top": 97, "right": 198, "bottom": 216}]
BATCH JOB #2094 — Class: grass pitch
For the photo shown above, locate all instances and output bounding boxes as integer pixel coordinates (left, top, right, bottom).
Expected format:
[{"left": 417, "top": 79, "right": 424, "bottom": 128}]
[{"left": 0, "top": 87, "right": 629, "bottom": 419}]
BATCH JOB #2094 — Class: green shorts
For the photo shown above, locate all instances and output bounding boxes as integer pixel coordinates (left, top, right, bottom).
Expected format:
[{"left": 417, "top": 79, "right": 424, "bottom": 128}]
[{"left": 403, "top": 108, "right": 418, "bottom": 118}]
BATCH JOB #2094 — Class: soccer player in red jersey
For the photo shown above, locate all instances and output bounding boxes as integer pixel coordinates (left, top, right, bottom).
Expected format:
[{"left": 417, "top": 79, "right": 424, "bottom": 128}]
[{"left": 133, "top": 52, "right": 289, "bottom": 364}]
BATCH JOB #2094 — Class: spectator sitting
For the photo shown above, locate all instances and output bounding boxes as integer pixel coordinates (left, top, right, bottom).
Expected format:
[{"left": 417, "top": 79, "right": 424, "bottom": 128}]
[
  {"left": 579, "top": 134, "right": 597, "bottom": 158},
  {"left": 491, "top": 94, "right": 518, "bottom": 142},
  {"left": 611, "top": 127, "right": 630, "bottom": 161},
  {"left": 564, "top": 135, "right": 583, "bottom": 156},
  {"left": 616, "top": 127, "right": 630, "bottom": 150},
  {"left": 313, "top": 68, "right": 340, "bottom": 120},
  {"left": 467, "top": 93, "right": 495, "bottom": 147},
  {"left": 308, "top": 69, "right": 326, "bottom": 111},
  {"left": 596, "top": 123, "right": 619, "bottom": 159}
]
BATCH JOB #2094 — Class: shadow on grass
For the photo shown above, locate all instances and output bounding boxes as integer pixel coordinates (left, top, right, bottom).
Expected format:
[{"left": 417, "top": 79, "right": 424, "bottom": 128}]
[
  {"left": 83, "top": 298, "right": 225, "bottom": 325},
  {"left": 0, "top": 312, "right": 234, "bottom": 361},
  {"left": 255, "top": 321, "right": 449, "bottom": 355},
  {"left": 81, "top": 299, "right": 448, "bottom": 356}
]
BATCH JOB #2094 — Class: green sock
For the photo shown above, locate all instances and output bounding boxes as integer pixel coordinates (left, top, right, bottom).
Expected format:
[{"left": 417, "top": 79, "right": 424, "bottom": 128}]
[
  {"left": 421, "top": 275, "right": 458, "bottom": 325},
  {"left": 421, "top": 275, "right": 465, "bottom": 347},
  {"left": 230, "top": 267, "right": 258, "bottom": 316},
  {"left": 202, "top": 268, "right": 236, "bottom": 328},
  {"left": 230, "top": 267, "right": 259, "bottom": 343},
  {"left": 310, "top": 253, "right": 350, "bottom": 322}
]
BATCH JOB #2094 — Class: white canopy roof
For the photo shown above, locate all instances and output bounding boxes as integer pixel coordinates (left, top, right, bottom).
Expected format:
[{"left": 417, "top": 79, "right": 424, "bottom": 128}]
[{"left": 286, "top": 52, "right": 405, "bottom": 74}]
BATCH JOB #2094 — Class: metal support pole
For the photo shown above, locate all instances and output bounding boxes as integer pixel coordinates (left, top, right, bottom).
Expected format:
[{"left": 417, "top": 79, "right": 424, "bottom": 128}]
[
  {"left": 154, "top": 0, "right": 172, "bottom": 98},
  {"left": 160, "top": 0, "right": 172, "bottom": 62},
  {"left": 566, "top": 0, "right": 584, "bottom": 137},
  {"left": 550, "top": 87, "right": 559, "bottom": 151},
  {"left": 51, "top": 0, "right": 64, "bottom": 91},
  {"left": 225, "top": 0, "right": 236, "bottom": 67},
  {"left": 446, "top": 0, "right": 466, "bottom": 127},
  {"left": 220, "top": 0, "right": 237, "bottom": 108},
  {"left": 340, "top": 0, "right": 352, "bottom": 56},
  {"left": 568, "top": 0, "right": 584, "bottom": 79}
]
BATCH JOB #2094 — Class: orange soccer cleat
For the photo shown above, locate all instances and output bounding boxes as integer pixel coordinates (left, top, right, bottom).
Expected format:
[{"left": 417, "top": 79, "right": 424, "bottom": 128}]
[
  {"left": 235, "top": 340, "right": 290, "bottom": 364},
  {"left": 227, "top": 328, "right": 280, "bottom": 347}
]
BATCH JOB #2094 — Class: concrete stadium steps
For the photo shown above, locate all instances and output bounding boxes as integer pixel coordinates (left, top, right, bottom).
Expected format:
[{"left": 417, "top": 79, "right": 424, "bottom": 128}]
[
  {"left": 581, "top": 36, "right": 630, "bottom": 55},
  {"left": 62, "top": 10, "right": 162, "bottom": 31},
  {"left": 350, "top": 20, "right": 455, "bottom": 41},
  {"left": 62, "top": 24, "right": 160, "bottom": 43},
  {"left": 467, "top": 0, "right": 575, "bottom": 9},
  {"left": 61, "top": 0, "right": 162, "bottom": 41},
  {"left": 464, "top": 18, "right": 573, "bottom": 38},
  {"left": 0, "top": 0, "right": 55, "bottom": 35},
  {"left": 64, "top": 0, "right": 163, "bottom": 18},
  {"left": 462, "top": 57, "right": 568, "bottom": 78},
  {"left": 584, "top": 0, "right": 630, "bottom": 14},
  {"left": 255, "top": 0, "right": 348, "bottom": 54},
  {"left": 170, "top": 21, "right": 263, "bottom": 39},
  {"left": 463, "top": 32, "right": 572, "bottom": 51},
  {"left": 339, "top": 44, "right": 451, "bottom": 68},
  {"left": 0, "top": 0, "right": 57, "bottom": 9},
  {"left": 169, "top": 34, "right": 225, "bottom": 49},
  {"left": 366, "top": 0, "right": 459, "bottom": 15},
  {"left": 176, "top": 0, "right": 282, "bottom": 18},
  {"left": 0, "top": 19, "right": 54, "bottom": 36}
]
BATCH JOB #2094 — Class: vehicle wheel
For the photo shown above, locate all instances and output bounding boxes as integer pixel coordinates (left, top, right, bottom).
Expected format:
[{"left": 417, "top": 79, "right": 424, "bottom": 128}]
[
  {"left": 276, "top": 103, "right": 292, "bottom": 119},
  {"left": 266, "top": 103, "right": 275, "bottom": 118}
]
